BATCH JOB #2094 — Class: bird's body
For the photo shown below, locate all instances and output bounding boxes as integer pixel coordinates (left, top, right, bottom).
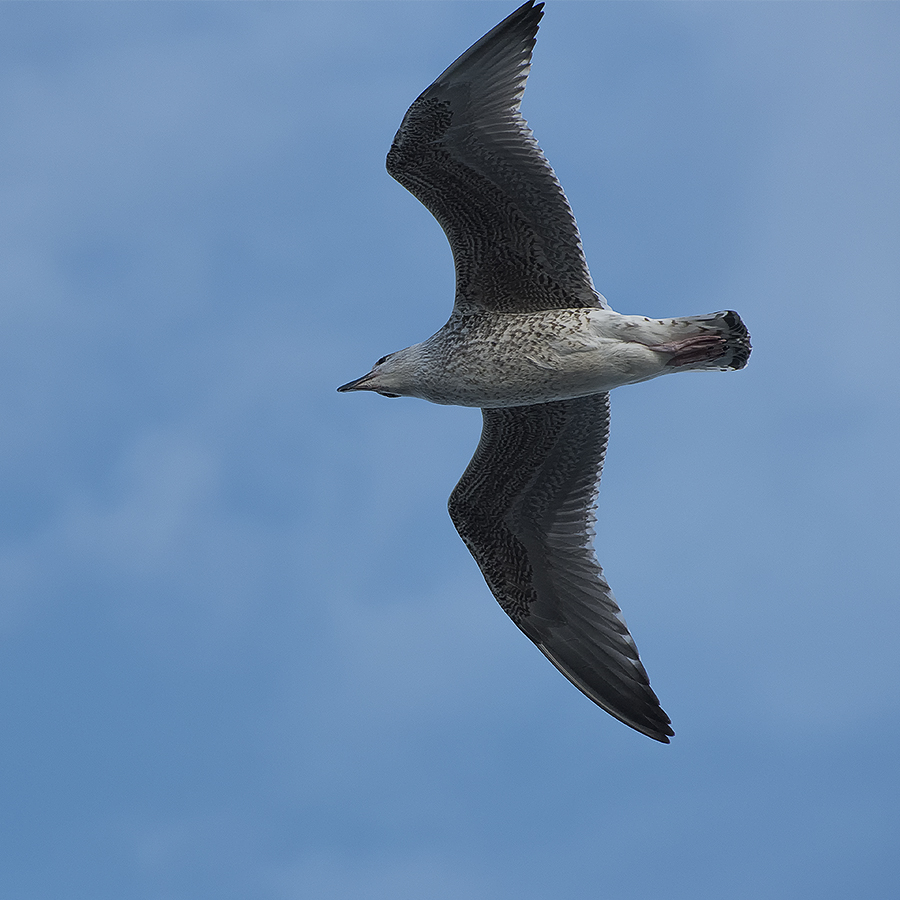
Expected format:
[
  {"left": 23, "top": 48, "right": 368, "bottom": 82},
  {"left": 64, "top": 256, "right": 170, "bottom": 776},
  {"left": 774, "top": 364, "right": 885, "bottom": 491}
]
[
  {"left": 360, "top": 307, "right": 748, "bottom": 408},
  {"left": 338, "top": 0, "right": 750, "bottom": 743}
]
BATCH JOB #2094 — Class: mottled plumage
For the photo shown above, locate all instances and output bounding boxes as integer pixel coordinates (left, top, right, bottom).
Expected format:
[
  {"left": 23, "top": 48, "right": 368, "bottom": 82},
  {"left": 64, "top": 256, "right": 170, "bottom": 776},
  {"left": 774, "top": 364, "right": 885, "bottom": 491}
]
[{"left": 338, "top": 1, "right": 750, "bottom": 742}]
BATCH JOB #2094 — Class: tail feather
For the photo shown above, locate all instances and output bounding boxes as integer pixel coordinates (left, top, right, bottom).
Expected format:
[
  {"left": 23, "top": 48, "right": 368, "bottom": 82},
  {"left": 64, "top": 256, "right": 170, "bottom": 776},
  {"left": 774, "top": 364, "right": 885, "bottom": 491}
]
[
  {"left": 657, "top": 310, "right": 751, "bottom": 372},
  {"left": 718, "top": 310, "right": 752, "bottom": 370}
]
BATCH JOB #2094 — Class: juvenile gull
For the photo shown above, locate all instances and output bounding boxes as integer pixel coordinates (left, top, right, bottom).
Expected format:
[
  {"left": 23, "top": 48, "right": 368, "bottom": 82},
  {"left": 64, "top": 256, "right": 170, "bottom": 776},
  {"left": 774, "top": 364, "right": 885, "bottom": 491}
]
[{"left": 338, "top": 0, "right": 750, "bottom": 742}]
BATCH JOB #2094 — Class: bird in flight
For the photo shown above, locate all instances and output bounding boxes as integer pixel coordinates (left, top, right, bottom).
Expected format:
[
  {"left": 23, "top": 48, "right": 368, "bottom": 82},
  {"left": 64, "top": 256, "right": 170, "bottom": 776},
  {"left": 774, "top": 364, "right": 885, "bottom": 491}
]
[{"left": 338, "top": 1, "right": 750, "bottom": 742}]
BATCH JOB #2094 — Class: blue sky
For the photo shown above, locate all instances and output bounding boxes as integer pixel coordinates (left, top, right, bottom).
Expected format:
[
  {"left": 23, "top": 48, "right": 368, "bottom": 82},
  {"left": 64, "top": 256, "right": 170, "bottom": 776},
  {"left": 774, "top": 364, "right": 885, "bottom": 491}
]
[{"left": 1, "top": 2, "right": 898, "bottom": 897}]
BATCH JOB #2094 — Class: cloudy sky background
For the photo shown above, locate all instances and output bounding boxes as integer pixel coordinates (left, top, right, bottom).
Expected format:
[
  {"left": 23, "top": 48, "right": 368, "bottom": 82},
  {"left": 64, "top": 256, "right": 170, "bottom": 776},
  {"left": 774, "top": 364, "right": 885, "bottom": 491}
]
[{"left": 1, "top": 1, "right": 898, "bottom": 897}]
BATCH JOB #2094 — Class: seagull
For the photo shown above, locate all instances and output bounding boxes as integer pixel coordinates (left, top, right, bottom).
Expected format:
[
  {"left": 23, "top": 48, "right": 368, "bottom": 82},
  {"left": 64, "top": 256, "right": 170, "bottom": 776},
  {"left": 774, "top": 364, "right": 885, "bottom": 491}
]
[{"left": 338, "top": 0, "right": 749, "bottom": 742}]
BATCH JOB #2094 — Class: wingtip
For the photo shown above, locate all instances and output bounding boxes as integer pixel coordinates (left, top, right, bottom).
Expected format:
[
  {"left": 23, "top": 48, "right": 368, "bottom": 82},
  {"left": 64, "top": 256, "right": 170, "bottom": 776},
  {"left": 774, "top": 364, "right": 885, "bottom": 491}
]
[
  {"left": 428, "top": 0, "right": 545, "bottom": 93},
  {"left": 607, "top": 702, "right": 675, "bottom": 744},
  {"left": 647, "top": 723, "right": 675, "bottom": 744},
  {"left": 531, "top": 638, "right": 675, "bottom": 743},
  {"left": 496, "top": 0, "right": 545, "bottom": 43},
  {"left": 616, "top": 710, "right": 674, "bottom": 744}
]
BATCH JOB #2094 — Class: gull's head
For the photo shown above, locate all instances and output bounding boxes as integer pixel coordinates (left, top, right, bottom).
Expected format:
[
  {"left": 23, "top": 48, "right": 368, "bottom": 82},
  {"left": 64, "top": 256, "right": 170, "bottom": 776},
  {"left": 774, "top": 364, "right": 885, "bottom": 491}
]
[{"left": 337, "top": 347, "right": 421, "bottom": 399}]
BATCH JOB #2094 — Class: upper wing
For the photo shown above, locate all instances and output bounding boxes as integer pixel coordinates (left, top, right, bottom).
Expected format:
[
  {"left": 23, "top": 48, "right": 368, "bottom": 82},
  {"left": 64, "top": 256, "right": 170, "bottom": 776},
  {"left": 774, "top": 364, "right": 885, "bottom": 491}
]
[
  {"left": 386, "top": 1, "right": 605, "bottom": 315},
  {"left": 448, "top": 394, "right": 673, "bottom": 742}
]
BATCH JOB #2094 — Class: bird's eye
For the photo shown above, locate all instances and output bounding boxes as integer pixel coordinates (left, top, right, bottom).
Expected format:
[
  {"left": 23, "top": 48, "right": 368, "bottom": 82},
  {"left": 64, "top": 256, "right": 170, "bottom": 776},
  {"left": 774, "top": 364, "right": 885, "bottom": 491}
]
[{"left": 375, "top": 356, "right": 388, "bottom": 366}]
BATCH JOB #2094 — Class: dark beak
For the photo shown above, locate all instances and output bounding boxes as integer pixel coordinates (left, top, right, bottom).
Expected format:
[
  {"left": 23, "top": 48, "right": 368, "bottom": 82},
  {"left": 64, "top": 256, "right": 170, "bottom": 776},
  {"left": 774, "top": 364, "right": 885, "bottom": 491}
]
[{"left": 337, "top": 372, "right": 375, "bottom": 393}]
